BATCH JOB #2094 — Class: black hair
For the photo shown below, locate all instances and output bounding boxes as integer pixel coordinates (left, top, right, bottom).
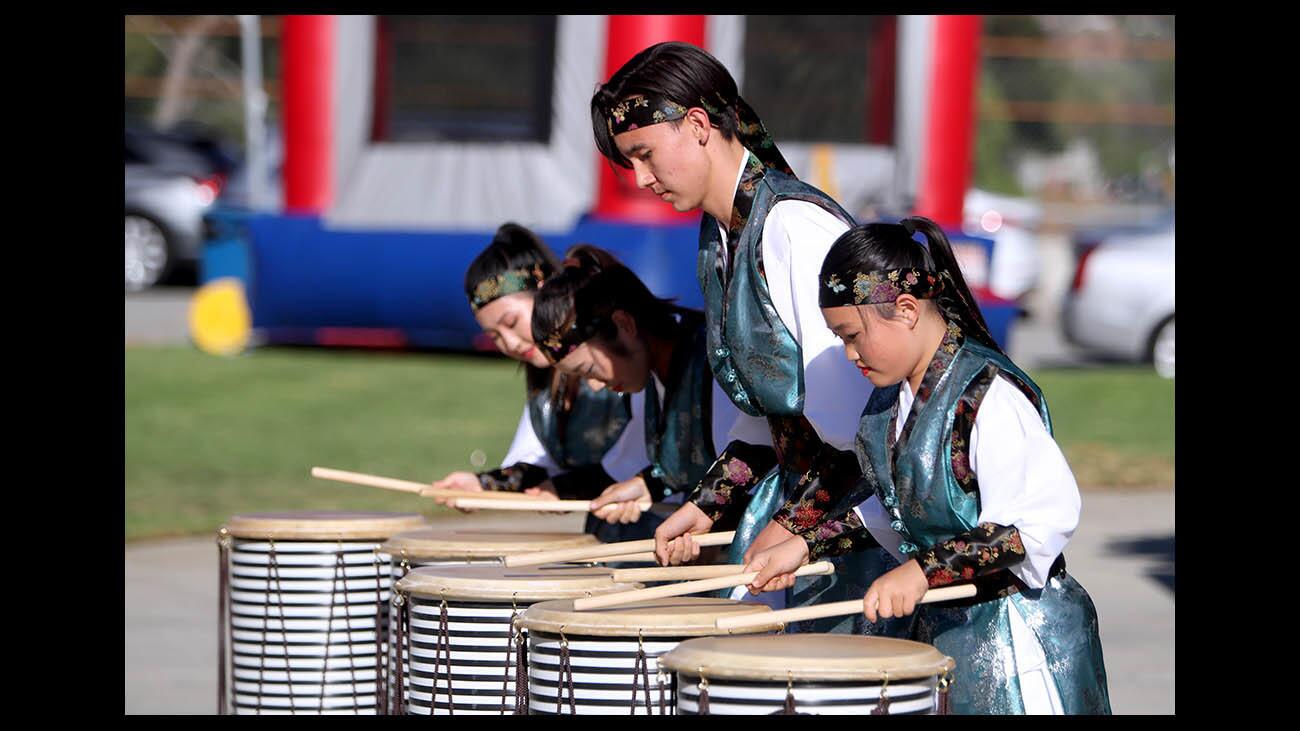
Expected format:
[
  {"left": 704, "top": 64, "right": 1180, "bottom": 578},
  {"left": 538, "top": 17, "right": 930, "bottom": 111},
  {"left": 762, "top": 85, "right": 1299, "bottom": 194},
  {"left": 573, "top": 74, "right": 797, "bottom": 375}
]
[
  {"left": 819, "top": 216, "right": 1003, "bottom": 354},
  {"left": 532, "top": 244, "right": 692, "bottom": 358},
  {"left": 464, "top": 222, "right": 561, "bottom": 394},
  {"left": 462, "top": 222, "right": 560, "bottom": 300},
  {"left": 591, "top": 41, "right": 741, "bottom": 170}
]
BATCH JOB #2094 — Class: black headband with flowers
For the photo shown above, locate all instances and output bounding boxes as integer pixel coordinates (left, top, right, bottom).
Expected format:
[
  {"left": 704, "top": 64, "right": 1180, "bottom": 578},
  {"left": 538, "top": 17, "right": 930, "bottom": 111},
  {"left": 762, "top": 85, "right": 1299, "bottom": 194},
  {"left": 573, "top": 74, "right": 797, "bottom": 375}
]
[
  {"left": 603, "top": 92, "right": 793, "bottom": 176},
  {"left": 468, "top": 264, "right": 547, "bottom": 312},
  {"left": 819, "top": 267, "right": 947, "bottom": 309},
  {"left": 538, "top": 315, "right": 606, "bottom": 363}
]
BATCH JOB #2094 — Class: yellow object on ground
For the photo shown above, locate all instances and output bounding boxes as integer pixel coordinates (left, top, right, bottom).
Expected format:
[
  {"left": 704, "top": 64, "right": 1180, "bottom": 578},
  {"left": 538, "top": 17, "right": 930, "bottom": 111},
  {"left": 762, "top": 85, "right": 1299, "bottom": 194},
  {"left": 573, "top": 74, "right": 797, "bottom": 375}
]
[{"left": 188, "top": 278, "right": 251, "bottom": 356}]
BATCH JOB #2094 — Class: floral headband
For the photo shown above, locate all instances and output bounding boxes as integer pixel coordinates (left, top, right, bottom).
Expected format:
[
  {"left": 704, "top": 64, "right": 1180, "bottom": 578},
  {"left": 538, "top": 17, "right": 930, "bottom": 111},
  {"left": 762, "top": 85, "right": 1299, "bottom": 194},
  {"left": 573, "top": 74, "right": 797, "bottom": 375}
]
[
  {"left": 819, "top": 267, "right": 947, "bottom": 309},
  {"left": 538, "top": 315, "right": 606, "bottom": 363},
  {"left": 468, "top": 264, "right": 547, "bottom": 312},
  {"left": 604, "top": 94, "right": 690, "bottom": 136}
]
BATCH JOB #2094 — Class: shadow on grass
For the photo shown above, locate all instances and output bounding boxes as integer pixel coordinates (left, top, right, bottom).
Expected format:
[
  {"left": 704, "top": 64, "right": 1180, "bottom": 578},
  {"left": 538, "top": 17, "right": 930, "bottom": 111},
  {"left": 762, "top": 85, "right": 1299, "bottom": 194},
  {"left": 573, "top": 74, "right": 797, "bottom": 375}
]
[{"left": 1105, "top": 534, "right": 1174, "bottom": 595}]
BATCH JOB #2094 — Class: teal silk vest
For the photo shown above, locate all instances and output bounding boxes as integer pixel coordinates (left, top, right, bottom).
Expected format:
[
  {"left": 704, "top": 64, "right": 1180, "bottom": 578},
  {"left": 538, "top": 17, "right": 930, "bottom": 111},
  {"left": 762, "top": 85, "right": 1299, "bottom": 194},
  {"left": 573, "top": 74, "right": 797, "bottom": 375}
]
[
  {"left": 643, "top": 313, "right": 717, "bottom": 495},
  {"left": 528, "top": 378, "right": 631, "bottom": 470},
  {"left": 857, "top": 339, "right": 1111, "bottom": 714},
  {"left": 696, "top": 156, "right": 905, "bottom": 636}
]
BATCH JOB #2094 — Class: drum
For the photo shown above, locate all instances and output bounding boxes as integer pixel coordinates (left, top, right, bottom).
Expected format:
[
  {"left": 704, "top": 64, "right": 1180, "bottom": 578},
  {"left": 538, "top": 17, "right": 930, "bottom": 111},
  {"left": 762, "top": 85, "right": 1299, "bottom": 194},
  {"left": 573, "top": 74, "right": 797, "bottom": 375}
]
[
  {"left": 519, "top": 597, "right": 783, "bottom": 715},
  {"left": 658, "top": 634, "right": 956, "bottom": 715},
  {"left": 378, "top": 529, "right": 601, "bottom": 712},
  {"left": 393, "top": 565, "right": 640, "bottom": 715},
  {"left": 216, "top": 511, "right": 428, "bottom": 715}
]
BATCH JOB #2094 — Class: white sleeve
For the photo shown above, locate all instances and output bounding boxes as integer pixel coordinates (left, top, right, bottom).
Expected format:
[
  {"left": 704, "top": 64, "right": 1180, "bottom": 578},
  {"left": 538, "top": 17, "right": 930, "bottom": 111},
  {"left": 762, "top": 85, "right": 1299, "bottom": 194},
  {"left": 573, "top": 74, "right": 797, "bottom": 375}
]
[
  {"left": 709, "top": 380, "right": 746, "bottom": 457},
  {"left": 499, "top": 403, "right": 560, "bottom": 475},
  {"left": 852, "top": 494, "right": 907, "bottom": 562},
  {"left": 761, "top": 200, "right": 871, "bottom": 451},
  {"left": 971, "top": 375, "right": 1081, "bottom": 589},
  {"left": 599, "top": 390, "right": 650, "bottom": 482}
]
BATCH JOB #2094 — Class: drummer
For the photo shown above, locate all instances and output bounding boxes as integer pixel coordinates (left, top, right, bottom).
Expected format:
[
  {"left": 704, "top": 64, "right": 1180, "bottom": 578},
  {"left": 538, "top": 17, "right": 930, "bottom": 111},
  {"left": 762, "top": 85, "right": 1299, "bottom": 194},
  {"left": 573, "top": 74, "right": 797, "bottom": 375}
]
[
  {"left": 429, "top": 223, "right": 652, "bottom": 539},
  {"left": 529, "top": 245, "right": 748, "bottom": 551}
]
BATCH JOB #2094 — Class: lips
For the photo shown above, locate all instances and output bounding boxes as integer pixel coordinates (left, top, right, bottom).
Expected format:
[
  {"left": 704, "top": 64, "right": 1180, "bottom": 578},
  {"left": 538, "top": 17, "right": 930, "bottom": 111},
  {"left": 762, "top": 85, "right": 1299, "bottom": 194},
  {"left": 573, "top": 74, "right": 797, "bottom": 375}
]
[{"left": 521, "top": 347, "right": 536, "bottom": 360}]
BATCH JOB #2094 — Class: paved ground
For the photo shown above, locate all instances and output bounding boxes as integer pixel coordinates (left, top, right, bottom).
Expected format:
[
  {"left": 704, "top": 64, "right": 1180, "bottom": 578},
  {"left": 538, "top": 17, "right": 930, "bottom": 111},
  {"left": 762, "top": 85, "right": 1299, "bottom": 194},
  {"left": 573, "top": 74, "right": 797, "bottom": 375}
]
[{"left": 124, "top": 489, "right": 1173, "bottom": 715}]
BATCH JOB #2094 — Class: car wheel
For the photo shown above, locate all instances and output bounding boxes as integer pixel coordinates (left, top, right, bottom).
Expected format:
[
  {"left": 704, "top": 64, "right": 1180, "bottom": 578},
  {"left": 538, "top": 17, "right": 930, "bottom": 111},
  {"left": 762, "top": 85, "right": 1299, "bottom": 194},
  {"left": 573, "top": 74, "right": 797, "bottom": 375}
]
[
  {"left": 1149, "top": 316, "right": 1174, "bottom": 379},
  {"left": 125, "top": 213, "right": 172, "bottom": 292}
]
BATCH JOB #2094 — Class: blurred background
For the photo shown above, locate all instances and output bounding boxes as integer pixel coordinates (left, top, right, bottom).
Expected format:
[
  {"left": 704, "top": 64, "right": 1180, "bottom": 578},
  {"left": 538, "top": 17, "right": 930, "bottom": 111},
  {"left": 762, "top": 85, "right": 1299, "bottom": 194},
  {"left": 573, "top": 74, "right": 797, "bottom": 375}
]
[{"left": 125, "top": 15, "right": 1173, "bottom": 712}]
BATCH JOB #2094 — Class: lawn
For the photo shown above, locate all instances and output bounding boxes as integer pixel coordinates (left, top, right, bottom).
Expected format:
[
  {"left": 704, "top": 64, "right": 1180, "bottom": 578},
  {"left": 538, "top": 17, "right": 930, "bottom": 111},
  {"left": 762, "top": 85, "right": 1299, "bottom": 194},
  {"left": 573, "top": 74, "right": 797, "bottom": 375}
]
[{"left": 125, "top": 346, "right": 1173, "bottom": 541}]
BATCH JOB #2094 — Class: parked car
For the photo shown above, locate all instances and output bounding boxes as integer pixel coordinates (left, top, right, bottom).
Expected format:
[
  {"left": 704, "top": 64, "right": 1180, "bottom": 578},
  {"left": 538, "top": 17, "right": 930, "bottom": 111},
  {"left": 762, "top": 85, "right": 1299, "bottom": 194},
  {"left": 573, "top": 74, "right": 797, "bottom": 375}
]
[
  {"left": 124, "top": 127, "right": 233, "bottom": 291},
  {"left": 963, "top": 188, "right": 1043, "bottom": 303},
  {"left": 1061, "top": 222, "right": 1174, "bottom": 378}
]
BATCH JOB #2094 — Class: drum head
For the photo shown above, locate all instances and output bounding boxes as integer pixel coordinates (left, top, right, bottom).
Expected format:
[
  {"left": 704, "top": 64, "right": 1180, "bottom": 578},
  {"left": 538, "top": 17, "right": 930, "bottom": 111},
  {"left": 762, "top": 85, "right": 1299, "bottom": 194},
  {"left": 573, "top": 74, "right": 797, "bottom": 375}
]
[
  {"left": 379, "top": 529, "right": 597, "bottom": 561},
  {"left": 396, "top": 565, "right": 639, "bottom": 602},
  {"left": 224, "top": 511, "right": 428, "bottom": 540},
  {"left": 659, "top": 634, "right": 956, "bottom": 681},
  {"left": 519, "top": 596, "right": 782, "bottom": 637}
]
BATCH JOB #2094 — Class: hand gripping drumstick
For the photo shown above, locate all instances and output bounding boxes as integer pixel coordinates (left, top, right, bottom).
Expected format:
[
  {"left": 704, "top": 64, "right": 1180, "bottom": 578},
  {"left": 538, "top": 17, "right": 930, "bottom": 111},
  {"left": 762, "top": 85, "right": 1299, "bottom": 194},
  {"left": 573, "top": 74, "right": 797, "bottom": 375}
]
[
  {"left": 611, "top": 564, "right": 752, "bottom": 582},
  {"left": 573, "top": 561, "right": 836, "bottom": 610},
  {"left": 310, "top": 466, "right": 528, "bottom": 501},
  {"left": 714, "top": 584, "right": 980, "bottom": 630},
  {"left": 448, "top": 497, "right": 654, "bottom": 512},
  {"left": 504, "top": 531, "right": 736, "bottom": 568}
]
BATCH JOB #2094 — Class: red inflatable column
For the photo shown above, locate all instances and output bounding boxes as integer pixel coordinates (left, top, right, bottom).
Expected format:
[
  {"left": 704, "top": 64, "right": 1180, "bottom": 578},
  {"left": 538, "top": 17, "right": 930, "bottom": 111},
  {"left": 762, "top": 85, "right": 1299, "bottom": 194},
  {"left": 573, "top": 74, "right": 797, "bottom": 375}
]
[
  {"left": 594, "top": 15, "right": 707, "bottom": 223},
  {"left": 282, "top": 15, "right": 335, "bottom": 215},
  {"left": 915, "top": 15, "right": 982, "bottom": 227}
]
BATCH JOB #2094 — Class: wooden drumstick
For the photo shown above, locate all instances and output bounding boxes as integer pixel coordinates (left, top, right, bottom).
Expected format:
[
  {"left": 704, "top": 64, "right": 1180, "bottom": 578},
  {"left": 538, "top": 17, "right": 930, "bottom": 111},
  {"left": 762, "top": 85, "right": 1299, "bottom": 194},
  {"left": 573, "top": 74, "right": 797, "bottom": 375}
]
[
  {"left": 310, "top": 466, "right": 524, "bottom": 501},
  {"left": 590, "top": 552, "right": 658, "bottom": 564},
  {"left": 448, "top": 497, "right": 654, "bottom": 512},
  {"left": 573, "top": 561, "right": 836, "bottom": 610},
  {"left": 611, "top": 564, "right": 747, "bottom": 582},
  {"left": 714, "top": 584, "right": 980, "bottom": 630},
  {"left": 504, "top": 531, "right": 736, "bottom": 568}
]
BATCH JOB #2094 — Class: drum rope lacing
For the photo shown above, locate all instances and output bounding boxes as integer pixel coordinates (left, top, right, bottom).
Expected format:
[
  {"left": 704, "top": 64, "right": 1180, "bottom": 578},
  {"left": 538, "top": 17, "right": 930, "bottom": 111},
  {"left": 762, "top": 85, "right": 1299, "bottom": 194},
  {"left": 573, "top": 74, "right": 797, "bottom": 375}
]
[
  {"left": 656, "top": 660, "right": 668, "bottom": 715},
  {"left": 557, "top": 626, "right": 577, "bottom": 714},
  {"left": 322, "top": 540, "right": 357, "bottom": 714},
  {"left": 392, "top": 589, "right": 409, "bottom": 715},
  {"left": 697, "top": 668, "right": 710, "bottom": 715},
  {"left": 435, "top": 594, "right": 455, "bottom": 714},
  {"left": 630, "top": 629, "right": 653, "bottom": 715},
  {"left": 937, "top": 668, "right": 954, "bottom": 715},
  {"left": 265, "top": 537, "right": 295, "bottom": 715},
  {"left": 502, "top": 593, "right": 527, "bottom": 715},
  {"left": 512, "top": 603, "right": 530, "bottom": 714},
  {"left": 388, "top": 552, "right": 411, "bottom": 714},
  {"left": 372, "top": 547, "right": 387, "bottom": 715},
  {"left": 870, "top": 670, "right": 891, "bottom": 715},
  {"left": 783, "top": 670, "right": 797, "bottom": 714},
  {"left": 217, "top": 528, "right": 232, "bottom": 715}
]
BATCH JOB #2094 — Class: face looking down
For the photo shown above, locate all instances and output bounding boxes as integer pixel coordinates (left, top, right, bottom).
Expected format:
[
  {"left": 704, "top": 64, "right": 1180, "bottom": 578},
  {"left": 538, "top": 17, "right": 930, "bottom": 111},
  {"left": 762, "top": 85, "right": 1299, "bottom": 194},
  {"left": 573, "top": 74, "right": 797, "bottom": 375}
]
[{"left": 474, "top": 292, "right": 552, "bottom": 369}]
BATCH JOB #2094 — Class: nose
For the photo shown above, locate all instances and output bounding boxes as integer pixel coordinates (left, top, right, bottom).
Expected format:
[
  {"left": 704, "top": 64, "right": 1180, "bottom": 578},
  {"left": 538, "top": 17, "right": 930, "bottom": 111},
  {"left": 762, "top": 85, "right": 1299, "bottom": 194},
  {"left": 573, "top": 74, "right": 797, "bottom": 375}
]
[{"left": 631, "top": 159, "right": 654, "bottom": 190}]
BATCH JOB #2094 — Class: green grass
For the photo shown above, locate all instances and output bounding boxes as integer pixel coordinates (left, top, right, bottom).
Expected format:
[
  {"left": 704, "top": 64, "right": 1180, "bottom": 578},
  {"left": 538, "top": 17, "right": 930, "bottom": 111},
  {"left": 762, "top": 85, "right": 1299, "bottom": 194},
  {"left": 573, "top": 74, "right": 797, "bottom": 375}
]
[
  {"left": 125, "top": 347, "right": 1174, "bottom": 541},
  {"left": 125, "top": 346, "right": 525, "bottom": 541},
  {"left": 1031, "top": 367, "right": 1175, "bottom": 489}
]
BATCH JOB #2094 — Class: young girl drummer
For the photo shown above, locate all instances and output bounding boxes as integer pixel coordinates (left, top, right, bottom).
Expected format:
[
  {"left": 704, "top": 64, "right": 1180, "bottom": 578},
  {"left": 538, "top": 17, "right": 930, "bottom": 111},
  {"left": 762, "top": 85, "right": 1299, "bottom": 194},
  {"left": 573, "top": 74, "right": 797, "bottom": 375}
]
[
  {"left": 744, "top": 217, "right": 1112, "bottom": 714},
  {"left": 529, "top": 244, "right": 747, "bottom": 546},
  {"left": 429, "top": 223, "right": 650, "bottom": 535}
]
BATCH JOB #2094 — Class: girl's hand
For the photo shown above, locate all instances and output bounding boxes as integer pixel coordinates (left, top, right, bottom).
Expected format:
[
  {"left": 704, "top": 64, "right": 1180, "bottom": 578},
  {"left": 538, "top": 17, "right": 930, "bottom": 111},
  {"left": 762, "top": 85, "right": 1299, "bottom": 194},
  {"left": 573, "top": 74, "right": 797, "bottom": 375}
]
[
  {"left": 742, "top": 520, "right": 795, "bottom": 564},
  {"left": 430, "top": 471, "right": 483, "bottom": 512},
  {"left": 862, "top": 559, "right": 929, "bottom": 623},
  {"left": 653, "top": 502, "right": 714, "bottom": 566},
  {"left": 523, "top": 482, "right": 564, "bottom": 515},
  {"left": 590, "top": 477, "right": 650, "bottom": 525},
  {"left": 743, "top": 536, "right": 810, "bottom": 595}
]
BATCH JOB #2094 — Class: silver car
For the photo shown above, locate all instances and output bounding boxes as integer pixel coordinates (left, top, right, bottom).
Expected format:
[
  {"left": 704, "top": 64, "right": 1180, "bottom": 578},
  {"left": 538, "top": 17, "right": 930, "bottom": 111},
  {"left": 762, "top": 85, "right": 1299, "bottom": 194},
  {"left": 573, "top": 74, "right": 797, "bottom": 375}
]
[{"left": 1061, "top": 225, "right": 1174, "bottom": 378}]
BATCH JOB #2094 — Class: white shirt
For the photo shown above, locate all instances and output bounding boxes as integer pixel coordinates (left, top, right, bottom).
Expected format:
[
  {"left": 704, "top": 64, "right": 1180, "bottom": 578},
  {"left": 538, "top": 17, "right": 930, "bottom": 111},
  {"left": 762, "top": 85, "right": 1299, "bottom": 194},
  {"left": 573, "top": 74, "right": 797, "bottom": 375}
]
[
  {"left": 498, "top": 391, "right": 651, "bottom": 483},
  {"left": 716, "top": 152, "right": 870, "bottom": 453},
  {"left": 852, "top": 374, "right": 1080, "bottom": 590}
]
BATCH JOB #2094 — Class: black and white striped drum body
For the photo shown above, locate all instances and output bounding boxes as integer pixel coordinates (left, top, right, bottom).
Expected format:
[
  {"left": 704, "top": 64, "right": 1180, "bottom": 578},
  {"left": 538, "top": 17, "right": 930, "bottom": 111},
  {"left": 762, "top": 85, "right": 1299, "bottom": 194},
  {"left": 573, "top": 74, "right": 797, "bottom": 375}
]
[
  {"left": 394, "top": 565, "right": 637, "bottom": 715},
  {"left": 218, "top": 511, "right": 428, "bottom": 715},
  {"left": 379, "top": 530, "right": 602, "bottom": 714},
  {"left": 659, "top": 634, "right": 957, "bottom": 715},
  {"left": 519, "top": 597, "right": 783, "bottom": 715}
]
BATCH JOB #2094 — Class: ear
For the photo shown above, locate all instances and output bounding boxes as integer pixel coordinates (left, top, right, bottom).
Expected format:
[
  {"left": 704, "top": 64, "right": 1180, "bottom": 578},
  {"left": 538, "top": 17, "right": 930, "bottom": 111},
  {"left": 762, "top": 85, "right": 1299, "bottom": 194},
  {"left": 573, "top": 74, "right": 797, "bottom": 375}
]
[
  {"left": 894, "top": 295, "right": 921, "bottom": 329},
  {"left": 611, "top": 309, "right": 638, "bottom": 340},
  {"left": 684, "top": 107, "right": 711, "bottom": 145}
]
